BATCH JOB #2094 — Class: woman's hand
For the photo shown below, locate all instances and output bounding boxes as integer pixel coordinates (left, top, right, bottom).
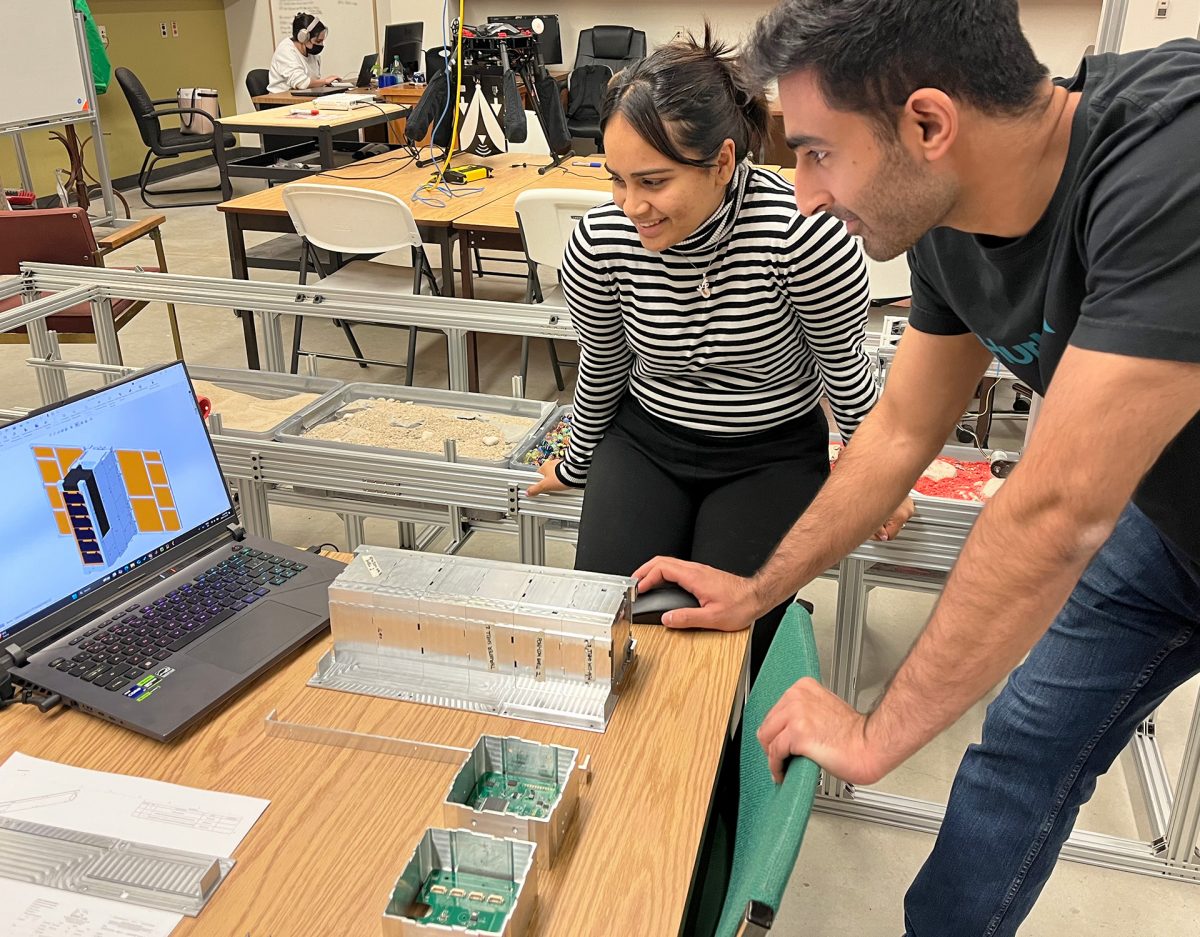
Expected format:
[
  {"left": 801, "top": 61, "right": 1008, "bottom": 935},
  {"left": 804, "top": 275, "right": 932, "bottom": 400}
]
[
  {"left": 526, "top": 459, "right": 570, "bottom": 497},
  {"left": 872, "top": 495, "right": 915, "bottom": 541}
]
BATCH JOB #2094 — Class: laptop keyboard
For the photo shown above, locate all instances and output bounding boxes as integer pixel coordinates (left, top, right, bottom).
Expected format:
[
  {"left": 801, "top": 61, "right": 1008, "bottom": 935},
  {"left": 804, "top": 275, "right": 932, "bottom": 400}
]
[{"left": 45, "top": 545, "right": 308, "bottom": 694}]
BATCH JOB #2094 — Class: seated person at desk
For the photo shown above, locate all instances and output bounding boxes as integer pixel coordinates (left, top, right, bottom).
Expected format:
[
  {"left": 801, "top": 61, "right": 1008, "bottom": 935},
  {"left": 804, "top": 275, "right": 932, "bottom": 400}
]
[
  {"left": 268, "top": 12, "right": 340, "bottom": 93},
  {"left": 526, "top": 29, "right": 912, "bottom": 676}
]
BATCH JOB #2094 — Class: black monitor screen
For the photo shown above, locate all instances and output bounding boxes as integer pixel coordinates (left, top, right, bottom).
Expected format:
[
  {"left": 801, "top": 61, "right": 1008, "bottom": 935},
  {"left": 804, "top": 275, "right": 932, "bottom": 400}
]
[
  {"left": 383, "top": 21, "right": 424, "bottom": 75},
  {"left": 486, "top": 14, "right": 562, "bottom": 66}
]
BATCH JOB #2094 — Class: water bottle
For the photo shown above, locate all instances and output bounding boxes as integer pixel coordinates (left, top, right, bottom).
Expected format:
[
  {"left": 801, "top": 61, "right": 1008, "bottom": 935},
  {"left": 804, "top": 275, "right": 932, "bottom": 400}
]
[{"left": 391, "top": 55, "right": 404, "bottom": 79}]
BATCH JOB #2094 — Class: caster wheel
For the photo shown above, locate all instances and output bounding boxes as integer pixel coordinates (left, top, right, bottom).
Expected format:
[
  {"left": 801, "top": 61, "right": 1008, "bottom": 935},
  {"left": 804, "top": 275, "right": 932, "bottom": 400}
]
[
  {"left": 955, "top": 428, "right": 973, "bottom": 444},
  {"left": 1013, "top": 397, "right": 1031, "bottom": 413}
]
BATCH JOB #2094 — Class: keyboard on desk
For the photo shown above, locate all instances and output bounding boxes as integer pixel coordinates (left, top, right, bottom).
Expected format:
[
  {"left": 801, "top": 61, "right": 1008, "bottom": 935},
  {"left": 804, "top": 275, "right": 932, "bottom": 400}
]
[{"left": 45, "top": 545, "right": 309, "bottom": 693}]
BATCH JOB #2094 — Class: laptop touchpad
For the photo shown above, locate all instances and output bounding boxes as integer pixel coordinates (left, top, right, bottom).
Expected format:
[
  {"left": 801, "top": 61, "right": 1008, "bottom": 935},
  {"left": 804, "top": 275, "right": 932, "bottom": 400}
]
[{"left": 188, "top": 605, "right": 320, "bottom": 674}]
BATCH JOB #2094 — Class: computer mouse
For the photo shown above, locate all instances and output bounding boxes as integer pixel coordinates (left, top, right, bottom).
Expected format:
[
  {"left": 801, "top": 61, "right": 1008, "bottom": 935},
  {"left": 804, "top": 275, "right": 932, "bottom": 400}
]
[{"left": 631, "top": 585, "right": 701, "bottom": 625}]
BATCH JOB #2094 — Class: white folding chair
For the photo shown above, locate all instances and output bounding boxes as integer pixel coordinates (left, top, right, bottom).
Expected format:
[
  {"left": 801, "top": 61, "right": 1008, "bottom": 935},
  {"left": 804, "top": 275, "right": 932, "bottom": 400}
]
[
  {"left": 514, "top": 187, "right": 610, "bottom": 391},
  {"left": 281, "top": 184, "right": 442, "bottom": 382}
]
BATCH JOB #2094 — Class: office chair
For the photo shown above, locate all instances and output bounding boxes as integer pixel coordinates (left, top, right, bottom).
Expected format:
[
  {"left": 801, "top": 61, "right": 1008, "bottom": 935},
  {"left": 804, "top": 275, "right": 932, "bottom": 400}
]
[
  {"left": 713, "top": 602, "right": 822, "bottom": 937},
  {"left": 246, "top": 69, "right": 297, "bottom": 155},
  {"left": 281, "top": 184, "right": 444, "bottom": 382},
  {"left": 565, "top": 27, "right": 645, "bottom": 150},
  {"left": 0, "top": 208, "right": 183, "bottom": 360},
  {"left": 514, "top": 188, "right": 610, "bottom": 392},
  {"left": 114, "top": 67, "right": 235, "bottom": 208}
]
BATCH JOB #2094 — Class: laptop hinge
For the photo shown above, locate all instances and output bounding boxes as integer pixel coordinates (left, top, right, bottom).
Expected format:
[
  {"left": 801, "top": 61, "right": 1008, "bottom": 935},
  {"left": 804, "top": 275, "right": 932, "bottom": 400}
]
[
  {"left": 227, "top": 523, "right": 247, "bottom": 542},
  {"left": 3, "top": 642, "right": 28, "bottom": 667}
]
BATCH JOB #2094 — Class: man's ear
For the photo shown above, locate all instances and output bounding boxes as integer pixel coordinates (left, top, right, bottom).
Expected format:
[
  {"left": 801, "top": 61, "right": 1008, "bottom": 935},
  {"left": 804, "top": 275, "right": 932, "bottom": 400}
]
[{"left": 903, "top": 88, "right": 957, "bottom": 162}]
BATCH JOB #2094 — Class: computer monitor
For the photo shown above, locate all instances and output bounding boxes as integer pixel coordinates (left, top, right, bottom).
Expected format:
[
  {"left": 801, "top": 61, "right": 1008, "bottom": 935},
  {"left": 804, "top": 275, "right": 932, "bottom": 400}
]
[
  {"left": 383, "top": 21, "right": 424, "bottom": 77},
  {"left": 486, "top": 14, "right": 562, "bottom": 66}
]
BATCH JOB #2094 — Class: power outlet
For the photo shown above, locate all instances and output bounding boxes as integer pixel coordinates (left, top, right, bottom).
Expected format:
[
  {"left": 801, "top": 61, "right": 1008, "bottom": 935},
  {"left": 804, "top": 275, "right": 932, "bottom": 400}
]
[
  {"left": 1155, "top": 0, "right": 1169, "bottom": 18},
  {"left": 159, "top": 22, "right": 168, "bottom": 38},
  {"left": 171, "top": 20, "right": 179, "bottom": 37},
  {"left": 97, "top": 23, "right": 107, "bottom": 44}
]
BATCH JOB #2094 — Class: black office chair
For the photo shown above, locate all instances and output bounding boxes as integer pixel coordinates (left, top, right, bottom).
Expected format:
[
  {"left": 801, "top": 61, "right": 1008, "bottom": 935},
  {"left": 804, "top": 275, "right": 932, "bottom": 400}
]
[
  {"left": 573, "top": 25, "right": 646, "bottom": 74},
  {"left": 566, "top": 26, "right": 646, "bottom": 150},
  {"left": 424, "top": 46, "right": 454, "bottom": 80},
  {"left": 245, "top": 68, "right": 294, "bottom": 155},
  {"left": 115, "top": 67, "right": 235, "bottom": 208}
]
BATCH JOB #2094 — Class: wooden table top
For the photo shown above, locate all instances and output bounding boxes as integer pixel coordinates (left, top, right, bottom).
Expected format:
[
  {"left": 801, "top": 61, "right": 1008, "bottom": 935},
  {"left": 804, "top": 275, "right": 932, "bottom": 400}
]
[
  {"left": 220, "top": 100, "right": 408, "bottom": 131},
  {"left": 453, "top": 163, "right": 613, "bottom": 234},
  {"left": 251, "top": 86, "right": 384, "bottom": 108},
  {"left": 217, "top": 153, "right": 548, "bottom": 227},
  {"left": 0, "top": 551, "right": 748, "bottom": 936},
  {"left": 453, "top": 164, "right": 787, "bottom": 236}
]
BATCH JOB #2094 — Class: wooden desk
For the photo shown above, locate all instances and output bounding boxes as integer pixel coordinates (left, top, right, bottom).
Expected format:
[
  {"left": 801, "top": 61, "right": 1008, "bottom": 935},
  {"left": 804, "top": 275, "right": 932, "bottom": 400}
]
[
  {"left": 0, "top": 552, "right": 748, "bottom": 936},
  {"left": 214, "top": 102, "right": 410, "bottom": 200},
  {"left": 217, "top": 154, "right": 546, "bottom": 374},
  {"left": 251, "top": 87, "right": 385, "bottom": 108},
  {"left": 452, "top": 163, "right": 612, "bottom": 297}
]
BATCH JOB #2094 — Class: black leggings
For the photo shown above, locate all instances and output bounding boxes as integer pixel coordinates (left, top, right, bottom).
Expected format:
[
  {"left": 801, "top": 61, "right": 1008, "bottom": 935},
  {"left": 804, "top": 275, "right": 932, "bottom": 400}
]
[{"left": 575, "top": 396, "right": 830, "bottom": 675}]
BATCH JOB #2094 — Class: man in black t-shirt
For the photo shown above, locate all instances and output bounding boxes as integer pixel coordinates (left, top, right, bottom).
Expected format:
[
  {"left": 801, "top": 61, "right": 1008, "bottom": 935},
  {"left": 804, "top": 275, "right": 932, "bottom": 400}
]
[{"left": 634, "top": 1, "right": 1200, "bottom": 933}]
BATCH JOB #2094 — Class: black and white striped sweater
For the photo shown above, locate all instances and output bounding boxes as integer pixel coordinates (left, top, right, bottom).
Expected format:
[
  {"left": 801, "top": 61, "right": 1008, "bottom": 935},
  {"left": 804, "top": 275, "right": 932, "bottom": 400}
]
[{"left": 556, "top": 162, "right": 878, "bottom": 487}]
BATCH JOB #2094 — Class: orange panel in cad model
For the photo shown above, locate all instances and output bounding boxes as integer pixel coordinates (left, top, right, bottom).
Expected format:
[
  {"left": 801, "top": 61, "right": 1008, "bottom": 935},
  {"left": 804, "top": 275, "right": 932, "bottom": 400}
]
[
  {"left": 131, "top": 497, "right": 165, "bottom": 532},
  {"left": 36, "top": 447, "right": 77, "bottom": 537},
  {"left": 55, "top": 447, "right": 84, "bottom": 474},
  {"left": 118, "top": 449, "right": 179, "bottom": 533},
  {"left": 117, "top": 449, "right": 153, "bottom": 496}
]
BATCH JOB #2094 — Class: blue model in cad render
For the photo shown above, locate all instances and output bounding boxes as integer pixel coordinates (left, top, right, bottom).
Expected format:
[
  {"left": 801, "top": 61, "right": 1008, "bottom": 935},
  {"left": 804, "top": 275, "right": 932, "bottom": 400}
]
[{"left": 61, "top": 447, "right": 137, "bottom": 566}]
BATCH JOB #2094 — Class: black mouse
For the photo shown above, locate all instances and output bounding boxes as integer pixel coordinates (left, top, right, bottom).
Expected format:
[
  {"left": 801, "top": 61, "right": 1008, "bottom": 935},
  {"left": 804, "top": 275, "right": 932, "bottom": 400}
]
[{"left": 631, "top": 585, "right": 701, "bottom": 624}]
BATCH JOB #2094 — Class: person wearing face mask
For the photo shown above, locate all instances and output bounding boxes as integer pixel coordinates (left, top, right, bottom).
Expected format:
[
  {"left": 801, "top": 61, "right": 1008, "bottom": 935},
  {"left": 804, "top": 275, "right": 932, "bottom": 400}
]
[
  {"left": 526, "top": 27, "right": 913, "bottom": 679},
  {"left": 267, "top": 12, "right": 340, "bottom": 93}
]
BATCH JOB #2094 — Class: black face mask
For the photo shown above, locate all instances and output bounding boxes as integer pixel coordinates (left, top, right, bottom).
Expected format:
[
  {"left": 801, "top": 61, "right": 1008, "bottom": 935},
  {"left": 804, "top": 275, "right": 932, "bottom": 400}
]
[{"left": 306, "top": 43, "right": 324, "bottom": 56}]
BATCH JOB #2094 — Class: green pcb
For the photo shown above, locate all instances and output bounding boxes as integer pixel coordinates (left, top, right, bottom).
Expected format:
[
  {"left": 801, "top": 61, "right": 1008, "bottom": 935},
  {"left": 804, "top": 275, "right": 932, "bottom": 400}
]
[
  {"left": 469, "top": 771, "right": 559, "bottom": 819},
  {"left": 404, "top": 869, "right": 517, "bottom": 932}
]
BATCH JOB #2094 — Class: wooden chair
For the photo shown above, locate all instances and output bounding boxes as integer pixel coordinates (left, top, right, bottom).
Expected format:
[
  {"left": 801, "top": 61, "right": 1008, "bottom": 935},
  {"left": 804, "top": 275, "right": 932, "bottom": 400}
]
[{"left": 0, "top": 208, "right": 183, "bottom": 360}]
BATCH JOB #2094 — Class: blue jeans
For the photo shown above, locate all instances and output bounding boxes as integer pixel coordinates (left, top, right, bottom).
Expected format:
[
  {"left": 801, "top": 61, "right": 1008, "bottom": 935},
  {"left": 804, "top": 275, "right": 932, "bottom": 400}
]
[{"left": 904, "top": 503, "right": 1200, "bottom": 936}]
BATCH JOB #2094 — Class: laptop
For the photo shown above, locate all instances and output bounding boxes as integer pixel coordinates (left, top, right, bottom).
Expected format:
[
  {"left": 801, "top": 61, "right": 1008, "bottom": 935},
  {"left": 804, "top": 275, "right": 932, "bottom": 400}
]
[
  {"left": 0, "top": 362, "right": 344, "bottom": 741},
  {"left": 292, "top": 53, "right": 379, "bottom": 95}
]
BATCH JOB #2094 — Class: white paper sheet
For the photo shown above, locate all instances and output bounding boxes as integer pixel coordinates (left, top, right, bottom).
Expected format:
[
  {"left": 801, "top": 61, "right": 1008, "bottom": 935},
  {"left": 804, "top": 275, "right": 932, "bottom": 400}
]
[{"left": 0, "top": 751, "right": 271, "bottom": 937}]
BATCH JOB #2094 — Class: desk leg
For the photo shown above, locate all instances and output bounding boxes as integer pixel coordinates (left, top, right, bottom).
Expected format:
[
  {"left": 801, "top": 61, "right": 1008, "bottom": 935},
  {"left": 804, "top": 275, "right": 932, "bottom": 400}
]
[
  {"left": 455, "top": 232, "right": 480, "bottom": 392},
  {"left": 224, "top": 212, "right": 261, "bottom": 370},
  {"left": 318, "top": 129, "right": 335, "bottom": 169},
  {"left": 458, "top": 231, "right": 475, "bottom": 300},
  {"left": 150, "top": 228, "right": 184, "bottom": 360}
]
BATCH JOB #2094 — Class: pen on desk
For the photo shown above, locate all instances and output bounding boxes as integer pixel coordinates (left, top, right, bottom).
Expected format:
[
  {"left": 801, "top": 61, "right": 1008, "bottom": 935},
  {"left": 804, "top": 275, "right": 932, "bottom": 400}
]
[{"left": 572, "top": 161, "right": 603, "bottom": 168}]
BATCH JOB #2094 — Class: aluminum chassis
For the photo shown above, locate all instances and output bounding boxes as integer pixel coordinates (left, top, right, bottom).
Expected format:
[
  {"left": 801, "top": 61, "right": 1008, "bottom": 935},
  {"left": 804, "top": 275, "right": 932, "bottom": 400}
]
[{"left": 5, "top": 263, "right": 1197, "bottom": 882}]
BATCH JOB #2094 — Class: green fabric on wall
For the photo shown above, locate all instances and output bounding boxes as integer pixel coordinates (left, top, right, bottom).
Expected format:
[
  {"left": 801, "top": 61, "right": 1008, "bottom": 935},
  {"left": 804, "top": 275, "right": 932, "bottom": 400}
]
[{"left": 75, "top": 0, "right": 111, "bottom": 94}]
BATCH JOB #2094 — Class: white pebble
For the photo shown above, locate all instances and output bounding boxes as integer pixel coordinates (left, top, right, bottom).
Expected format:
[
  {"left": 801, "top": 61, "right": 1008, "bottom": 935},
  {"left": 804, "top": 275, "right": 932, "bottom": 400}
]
[{"left": 482, "top": 435, "right": 500, "bottom": 446}]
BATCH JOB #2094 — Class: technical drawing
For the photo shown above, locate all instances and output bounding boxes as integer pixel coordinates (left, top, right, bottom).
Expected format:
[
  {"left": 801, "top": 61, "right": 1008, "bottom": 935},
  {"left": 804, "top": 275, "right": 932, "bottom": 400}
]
[{"left": 131, "top": 801, "right": 239, "bottom": 834}]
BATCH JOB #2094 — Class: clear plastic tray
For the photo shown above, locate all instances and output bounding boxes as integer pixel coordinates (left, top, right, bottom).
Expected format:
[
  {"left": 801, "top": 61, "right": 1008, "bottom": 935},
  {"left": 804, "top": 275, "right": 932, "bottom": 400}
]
[
  {"left": 508, "top": 405, "right": 570, "bottom": 471},
  {"left": 188, "top": 366, "right": 344, "bottom": 440},
  {"left": 273, "top": 383, "right": 554, "bottom": 467}
]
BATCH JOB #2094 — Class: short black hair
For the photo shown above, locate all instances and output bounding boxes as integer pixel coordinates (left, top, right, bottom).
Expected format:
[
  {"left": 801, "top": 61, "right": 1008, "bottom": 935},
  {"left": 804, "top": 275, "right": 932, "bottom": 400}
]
[
  {"left": 745, "top": 0, "right": 1048, "bottom": 131},
  {"left": 601, "top": 24, "right": 768, "bottom": 165}
]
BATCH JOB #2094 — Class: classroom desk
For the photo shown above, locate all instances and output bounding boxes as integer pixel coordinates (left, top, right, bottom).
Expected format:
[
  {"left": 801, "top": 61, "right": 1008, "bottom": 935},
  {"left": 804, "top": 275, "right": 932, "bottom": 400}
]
[
  {"left": 216, "top": 154, "right": 548, "bottom": 373},
  {"left": 214, "top": 101, "right": 411, "bottom": 200},
  {"left": 451, "top": 163, "right": 613, "bottom": 297},
  {"left": 0, "top": 552, "right": 749, "bottom": 936}
]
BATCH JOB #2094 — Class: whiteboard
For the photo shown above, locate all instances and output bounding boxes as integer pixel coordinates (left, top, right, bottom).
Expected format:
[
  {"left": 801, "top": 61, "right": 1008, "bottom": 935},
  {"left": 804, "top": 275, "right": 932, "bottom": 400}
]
[
  {"left": 269, "top": 0, "right": 380, "bottom": 80},
  {"left": 0, "top": 0, "right": 90, "bottom": 130}
]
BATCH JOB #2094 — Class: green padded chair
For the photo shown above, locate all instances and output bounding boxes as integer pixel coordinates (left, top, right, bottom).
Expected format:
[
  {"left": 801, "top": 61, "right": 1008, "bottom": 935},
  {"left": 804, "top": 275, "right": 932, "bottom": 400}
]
[{"left": 716, "top": 602, "right": 822, "bottom": 937}]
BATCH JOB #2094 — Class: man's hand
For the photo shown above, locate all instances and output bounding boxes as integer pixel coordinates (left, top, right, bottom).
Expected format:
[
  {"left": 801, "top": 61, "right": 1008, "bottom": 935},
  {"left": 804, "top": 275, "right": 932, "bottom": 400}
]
[
  {"left": 873, "top": 495, "right": 915, "bottom": 542},
  {"left": 757, "top": 677, "right": 890, "bottom": 785},
  {"left": 632, "top": 556, "right": 764, "bottom": 630},
  {"left": 526, "top": 459, "right": 570, "bottom": 497}
]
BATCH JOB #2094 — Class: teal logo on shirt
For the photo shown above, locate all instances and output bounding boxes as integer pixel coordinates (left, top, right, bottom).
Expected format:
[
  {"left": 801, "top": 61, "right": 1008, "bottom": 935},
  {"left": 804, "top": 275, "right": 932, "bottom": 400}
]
[{"left": 980, "top": 320, "right": 1056, "bottom": 367}]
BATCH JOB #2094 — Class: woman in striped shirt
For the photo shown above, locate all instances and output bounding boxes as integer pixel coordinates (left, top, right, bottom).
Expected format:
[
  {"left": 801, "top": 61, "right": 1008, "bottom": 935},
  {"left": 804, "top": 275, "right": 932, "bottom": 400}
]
[{"left": 527, "top": 30, "right": 910, "bottom": 672}]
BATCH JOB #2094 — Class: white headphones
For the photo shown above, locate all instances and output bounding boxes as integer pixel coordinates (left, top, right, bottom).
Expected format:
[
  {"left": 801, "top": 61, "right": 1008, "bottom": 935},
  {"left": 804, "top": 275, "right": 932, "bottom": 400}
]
[{"left": 296, "top": 14, "right": 324, "bottom": 44}]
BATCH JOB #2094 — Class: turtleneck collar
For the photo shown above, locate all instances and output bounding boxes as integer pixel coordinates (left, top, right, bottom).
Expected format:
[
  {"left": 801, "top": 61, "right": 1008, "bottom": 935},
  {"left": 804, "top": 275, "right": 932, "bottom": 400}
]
[{"left": 667, "top": 160, "right": 752, "bottom": 257}]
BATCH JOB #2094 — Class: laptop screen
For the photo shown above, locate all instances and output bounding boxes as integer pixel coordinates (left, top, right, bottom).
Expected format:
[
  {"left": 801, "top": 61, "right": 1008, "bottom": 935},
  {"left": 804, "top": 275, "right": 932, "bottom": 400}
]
[{"left": 0, "top": 363, "right": 235, "bottom": 644}]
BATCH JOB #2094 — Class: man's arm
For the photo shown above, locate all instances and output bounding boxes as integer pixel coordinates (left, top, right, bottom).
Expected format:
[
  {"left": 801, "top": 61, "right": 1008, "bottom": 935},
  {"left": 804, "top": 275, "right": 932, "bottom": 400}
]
[
  {"left": 634, "top": 326, "right": 994, "bottom": 629},
  {"left": 759, "top": 347, "right": 1200, "bottom": 784}
]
